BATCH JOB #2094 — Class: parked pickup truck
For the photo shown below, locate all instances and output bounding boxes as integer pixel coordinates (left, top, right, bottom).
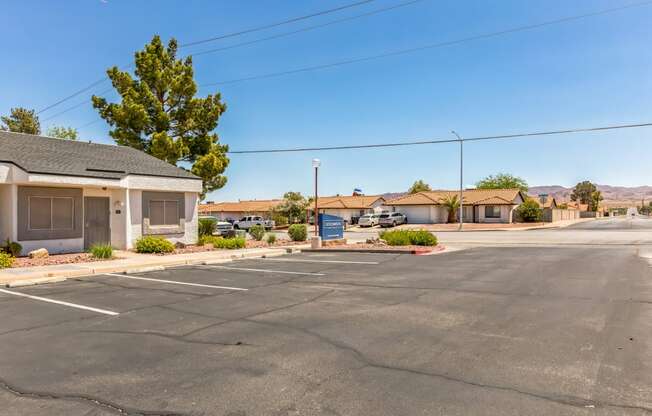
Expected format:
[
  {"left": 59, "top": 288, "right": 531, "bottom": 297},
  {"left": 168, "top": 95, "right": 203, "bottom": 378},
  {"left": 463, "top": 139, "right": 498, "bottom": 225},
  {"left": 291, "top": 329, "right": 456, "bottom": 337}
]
[{"left": 233, "top": 216, "right": 275, "bottom": 231}]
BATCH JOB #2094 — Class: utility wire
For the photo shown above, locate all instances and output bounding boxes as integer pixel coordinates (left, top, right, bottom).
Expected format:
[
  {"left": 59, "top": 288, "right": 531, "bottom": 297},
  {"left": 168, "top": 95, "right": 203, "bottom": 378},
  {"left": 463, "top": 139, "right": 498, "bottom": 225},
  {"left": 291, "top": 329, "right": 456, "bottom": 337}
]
[
  {"left": 180, "top": 0, "right": 376, "bottom": 48},
  {"left": 226, "top": 122, "right": 652, "bottom": 154},
  {"left": 41, "top": 87, "right": 114, "bottom": 122},
  {"left": 39, "top": 0, "right": 423, "bottom": 120},
  {"left": 202, "top": 0, "right": 652, "bottom": 86},
  {"left": 193, "top": 0, "right": 425, "bottom": 57}
]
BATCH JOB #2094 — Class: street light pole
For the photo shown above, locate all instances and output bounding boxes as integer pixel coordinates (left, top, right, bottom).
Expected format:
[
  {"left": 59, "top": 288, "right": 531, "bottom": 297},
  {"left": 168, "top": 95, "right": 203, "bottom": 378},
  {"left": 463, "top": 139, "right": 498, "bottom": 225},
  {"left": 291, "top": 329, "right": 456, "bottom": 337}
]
[
  {"left": 452, "top": 131, "right": 463, "bottom": 231},
  {"left": 312, "top": 159, "right": 321, "bottom": 237}
]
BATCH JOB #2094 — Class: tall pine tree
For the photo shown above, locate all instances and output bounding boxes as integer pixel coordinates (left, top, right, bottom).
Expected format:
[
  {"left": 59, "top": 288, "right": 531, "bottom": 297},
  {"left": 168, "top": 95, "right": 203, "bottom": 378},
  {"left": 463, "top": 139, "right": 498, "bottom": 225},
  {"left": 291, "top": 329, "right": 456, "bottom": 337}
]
[{"left": 92, "top": 35, "right": 229, "bottom": 198}]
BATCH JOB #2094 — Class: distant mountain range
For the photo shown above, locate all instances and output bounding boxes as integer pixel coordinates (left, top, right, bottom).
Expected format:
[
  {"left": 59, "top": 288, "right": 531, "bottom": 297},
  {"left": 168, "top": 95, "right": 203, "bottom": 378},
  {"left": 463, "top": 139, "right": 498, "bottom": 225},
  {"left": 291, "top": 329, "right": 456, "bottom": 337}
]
[
  {"left": 529, "top": 185, "right": 652, "bottom": 207},
  {"left": 382, "top": 185, "right": 652, "bottom": 208}
]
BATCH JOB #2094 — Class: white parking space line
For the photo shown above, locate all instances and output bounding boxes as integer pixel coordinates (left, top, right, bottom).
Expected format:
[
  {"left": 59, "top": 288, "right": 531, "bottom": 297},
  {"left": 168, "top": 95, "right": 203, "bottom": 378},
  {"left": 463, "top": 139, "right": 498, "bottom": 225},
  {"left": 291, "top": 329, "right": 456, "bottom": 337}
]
[
  {"left": 103, "top": 273, "right": 248, "bottom": 291},
  {"left": 0, "top": 288, "right": 119, "bottom": 316},
  {"left": 201, "top": 265, "right": 325, "bottom": 276},
  {"left": 263, "top": 258, "right": 379, "bottom": 265}
]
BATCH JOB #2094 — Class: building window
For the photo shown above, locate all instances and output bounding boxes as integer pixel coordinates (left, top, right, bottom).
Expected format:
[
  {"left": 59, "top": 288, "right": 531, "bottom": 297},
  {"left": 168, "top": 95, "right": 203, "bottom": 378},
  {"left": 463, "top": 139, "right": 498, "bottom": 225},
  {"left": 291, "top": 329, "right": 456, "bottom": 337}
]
[
  {"left": 28, "top": 196, "right": 74, "bottom": 231},
  {"left": 149, "top": 200, "right": 180, "bottom": 226},
  {"left": 485, "top": 205, "right": 501, "bottom": 218}
]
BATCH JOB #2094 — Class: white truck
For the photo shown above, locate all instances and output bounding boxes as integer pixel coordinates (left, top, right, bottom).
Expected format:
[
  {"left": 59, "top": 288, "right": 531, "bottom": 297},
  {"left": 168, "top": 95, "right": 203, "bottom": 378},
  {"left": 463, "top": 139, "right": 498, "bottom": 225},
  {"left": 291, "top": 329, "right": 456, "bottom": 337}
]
[{"left": 233, "top": 216, "right": 275, "bottom": 231}]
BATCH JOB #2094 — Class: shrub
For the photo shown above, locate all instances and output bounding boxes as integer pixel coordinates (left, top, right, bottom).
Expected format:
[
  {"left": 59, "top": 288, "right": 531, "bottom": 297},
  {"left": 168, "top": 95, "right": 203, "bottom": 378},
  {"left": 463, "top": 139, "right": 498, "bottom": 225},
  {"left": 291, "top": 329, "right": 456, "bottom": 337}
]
[
  {"left": 380, "top": 230, "right": 437, "bottom": 246},
  {"left": 249, "top": 224, "right": 266, "bottom": 241},
  {"left": 0, "top": 252, "right": 14, "bottom": 268},
  {"left": 516, "top": 198, "right": 543, "bottom": 222},
  {"left": 266, "top": 234, "right": 277, "bottom": 244},
  {"left": 135, "top": 236, "right": 175, "bottom": 253},
  {"left": 198, "top": 235, "right": 245, "bottom": 249},
  {"left": 288, "top": 224, "right": 307, "bottom": 241},
  {"left": 198, "top": 217, "right": 217, "bottom": 236},
  {"left": 271, "top": 212, "right": 289, "bottom": 227},
  {"left": 90, "top": 244, "right": 113, "bottom": 259},
  {"left": 2, "top": 239, "right": 22, "bottom": 257}
]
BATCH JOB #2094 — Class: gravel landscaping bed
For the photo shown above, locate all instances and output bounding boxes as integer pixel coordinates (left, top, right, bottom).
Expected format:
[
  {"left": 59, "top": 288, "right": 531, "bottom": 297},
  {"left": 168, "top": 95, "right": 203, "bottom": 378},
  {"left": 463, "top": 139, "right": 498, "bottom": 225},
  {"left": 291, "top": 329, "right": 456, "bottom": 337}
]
[{"left": 11, "top": 253, "right": 113, "bottom": 268}]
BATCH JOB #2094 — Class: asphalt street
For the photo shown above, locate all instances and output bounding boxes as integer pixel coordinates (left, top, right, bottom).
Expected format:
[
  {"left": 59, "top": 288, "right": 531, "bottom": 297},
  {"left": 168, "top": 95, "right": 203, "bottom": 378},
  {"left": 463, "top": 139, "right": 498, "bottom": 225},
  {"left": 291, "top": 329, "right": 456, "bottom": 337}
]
[
  {"left": 1, "top": 242, "right": 651, "bottom": 415},
  {"left": 564, "top": 215, "right": 652, "bottom": 230}
]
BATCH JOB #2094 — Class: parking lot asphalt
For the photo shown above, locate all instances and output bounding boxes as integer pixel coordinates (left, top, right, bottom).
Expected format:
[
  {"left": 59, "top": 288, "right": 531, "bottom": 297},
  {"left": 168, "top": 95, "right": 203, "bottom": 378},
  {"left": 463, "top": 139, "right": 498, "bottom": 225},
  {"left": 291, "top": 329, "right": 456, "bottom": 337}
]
[{"left": 1, "top": 247, "right": 651, "bottom": 415}]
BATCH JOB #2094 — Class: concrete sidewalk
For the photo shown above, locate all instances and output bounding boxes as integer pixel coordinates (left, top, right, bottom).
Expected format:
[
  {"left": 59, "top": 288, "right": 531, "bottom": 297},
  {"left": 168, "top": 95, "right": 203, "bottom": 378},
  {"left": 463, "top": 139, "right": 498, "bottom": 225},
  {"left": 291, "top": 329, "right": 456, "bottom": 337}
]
[
  {"left": 346, "top": 217, "right": 595, "bottom": 232},
  {"left": 0, "top": 246, "right": 309, "bottom": 287}
]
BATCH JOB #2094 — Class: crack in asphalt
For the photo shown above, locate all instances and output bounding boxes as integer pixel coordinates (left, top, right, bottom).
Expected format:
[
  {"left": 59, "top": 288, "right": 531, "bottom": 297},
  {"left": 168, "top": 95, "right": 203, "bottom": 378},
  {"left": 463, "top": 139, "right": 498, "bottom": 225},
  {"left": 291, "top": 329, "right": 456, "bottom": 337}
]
[
  {"left": 0, "top": 377, "right": 188, "bottom": 416},
  {"left": 78, "top": 329, "right": 249, "bottom": 347},
  {"left": 242, "top": 318, "right": 652, "bottom": 414}
]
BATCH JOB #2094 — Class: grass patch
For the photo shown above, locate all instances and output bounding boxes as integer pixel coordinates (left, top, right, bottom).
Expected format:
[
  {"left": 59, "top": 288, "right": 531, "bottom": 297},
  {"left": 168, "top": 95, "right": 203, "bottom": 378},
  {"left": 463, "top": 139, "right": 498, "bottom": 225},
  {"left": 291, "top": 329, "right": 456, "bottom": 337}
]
[
  {"left": 379, "top": 230, "right": 437, "bottom": 246},
  {"left": 89, "top": 244, "right": 113, "bottom": 259}
]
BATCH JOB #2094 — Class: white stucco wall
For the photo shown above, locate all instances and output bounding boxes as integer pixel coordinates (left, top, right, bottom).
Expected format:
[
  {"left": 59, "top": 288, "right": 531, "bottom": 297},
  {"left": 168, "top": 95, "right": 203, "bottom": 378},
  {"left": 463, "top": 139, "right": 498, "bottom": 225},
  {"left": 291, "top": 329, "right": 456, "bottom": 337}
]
[
  {"left": 0, "top": 184, "right": 13, "bottom": 242},
  {"left": 477, "top": 205, "right": 514, "bottom": 223},
  {"left": 127, "top": 190, "right": 198, "bottom": 248}
]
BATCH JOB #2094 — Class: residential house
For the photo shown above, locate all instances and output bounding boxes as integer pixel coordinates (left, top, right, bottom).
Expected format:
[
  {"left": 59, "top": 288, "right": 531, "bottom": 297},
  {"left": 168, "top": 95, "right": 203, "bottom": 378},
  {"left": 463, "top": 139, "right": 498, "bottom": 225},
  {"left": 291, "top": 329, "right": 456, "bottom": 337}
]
[
  {"left": 385, "top": 189, "right": 527, "bottom": 224},
  {"left": 199, "top": 199, "right": 282, "bottom": 221},
  {"left": 315, "top": 195, "right": 386, "bottom": 223},
  {"left": 0, "top": 131, "right": 202, "bottom": 254},
  {"left": 528, "top": 193, "right": 558, "bottom": 209}
]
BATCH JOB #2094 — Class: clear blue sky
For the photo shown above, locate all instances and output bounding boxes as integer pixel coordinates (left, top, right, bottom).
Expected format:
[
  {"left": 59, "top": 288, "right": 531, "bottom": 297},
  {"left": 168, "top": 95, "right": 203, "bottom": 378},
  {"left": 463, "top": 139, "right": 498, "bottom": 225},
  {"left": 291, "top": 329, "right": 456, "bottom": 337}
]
[{"left": 2, "top": 0, "right": 651, "bottom": 201}]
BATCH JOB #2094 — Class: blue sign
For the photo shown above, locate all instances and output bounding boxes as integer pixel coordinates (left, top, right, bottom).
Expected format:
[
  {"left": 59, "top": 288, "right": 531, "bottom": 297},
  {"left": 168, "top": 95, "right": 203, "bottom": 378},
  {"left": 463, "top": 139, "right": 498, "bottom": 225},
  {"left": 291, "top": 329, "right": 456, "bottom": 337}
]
[{"left": 318, "top": 213, "right": 344, "bottom": 240}]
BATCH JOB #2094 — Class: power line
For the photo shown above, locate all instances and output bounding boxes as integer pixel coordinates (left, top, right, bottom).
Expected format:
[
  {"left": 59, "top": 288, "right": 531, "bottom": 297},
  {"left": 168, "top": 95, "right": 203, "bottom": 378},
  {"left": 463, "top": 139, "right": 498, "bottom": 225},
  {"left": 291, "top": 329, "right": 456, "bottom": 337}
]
[
  {"left": 38, "top": 0, "right": 422, "bottom": 119},
  {"left": 226, "top": 122, "right": 652, "bottom": 154},
  {"left": 41, "top": 87, "right": 114, "bottom": 122},
  {"left": 202, "top": 0, "right": 652, "bottom": 86},
  {"left": 180, "top": 0, "right": 376, "bottom": 48},
  {"left": 193, "top": 0, "right": 425, "bottom": 58}
]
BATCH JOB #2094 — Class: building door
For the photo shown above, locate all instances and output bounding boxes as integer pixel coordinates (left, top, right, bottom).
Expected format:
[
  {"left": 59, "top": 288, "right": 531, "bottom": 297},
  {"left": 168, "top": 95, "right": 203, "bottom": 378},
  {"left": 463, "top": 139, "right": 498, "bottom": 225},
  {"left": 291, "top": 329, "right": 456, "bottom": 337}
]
[{"left": 84, "top": 197, "right": 110, "bottom": 250}]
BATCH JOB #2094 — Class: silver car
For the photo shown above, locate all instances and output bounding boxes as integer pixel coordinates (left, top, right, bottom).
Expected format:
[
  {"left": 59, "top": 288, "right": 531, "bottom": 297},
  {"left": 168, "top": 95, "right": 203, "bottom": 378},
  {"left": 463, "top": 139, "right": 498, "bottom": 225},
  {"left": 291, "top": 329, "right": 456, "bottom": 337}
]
[
  {"left": 358, "top": 213, "right": 380, "bottom": 227},
  {"left": 379, "top": 212, "right": 407, "bottom": 227}
]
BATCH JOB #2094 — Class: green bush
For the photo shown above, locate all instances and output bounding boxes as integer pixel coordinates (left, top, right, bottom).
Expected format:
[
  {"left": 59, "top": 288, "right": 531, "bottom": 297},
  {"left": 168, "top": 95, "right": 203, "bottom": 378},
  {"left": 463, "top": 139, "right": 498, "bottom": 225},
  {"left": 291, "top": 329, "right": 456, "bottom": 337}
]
[
  {"left": 288, "top": 224, "right": 307, "bottom": 241},
  {"left": 198, "top": 235, "right": 246, "bottom": 249},
  {"left": 249, "top": 224, "right": 266, "bottom": 241},
  {"left": 90, "top": 244, "right": 113, "bottom": 259},
  {"left": 516, "top": 198, "right": 543, "bottom": 222},
  {"left": 271, "top": 212, "right": 289, "bottom": 227},
  {"left": 2, "top": 239, "right": 22, "bottom": 257},
  {"left": 266, "top": 234, "right": 277, "bottom": 244},
  {"left": 198, "top": 217, "right": 217, "bottom": 236},
  {"left": 0, "top": 252, "right": 14, "bottom": 268},
  {"left": 135, "top": 236, "right": 175, "bottom": 253},
  {"left": 380, "top": 230, "right": 438, "bottom": 246}
]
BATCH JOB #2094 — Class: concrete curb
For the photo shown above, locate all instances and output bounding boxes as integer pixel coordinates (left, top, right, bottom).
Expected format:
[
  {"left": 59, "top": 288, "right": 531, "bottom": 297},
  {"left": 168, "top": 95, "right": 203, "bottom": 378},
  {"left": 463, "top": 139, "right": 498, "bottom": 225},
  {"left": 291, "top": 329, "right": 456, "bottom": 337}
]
[{"left": 1, "top": 246, "right": 307, "bottom": 288}]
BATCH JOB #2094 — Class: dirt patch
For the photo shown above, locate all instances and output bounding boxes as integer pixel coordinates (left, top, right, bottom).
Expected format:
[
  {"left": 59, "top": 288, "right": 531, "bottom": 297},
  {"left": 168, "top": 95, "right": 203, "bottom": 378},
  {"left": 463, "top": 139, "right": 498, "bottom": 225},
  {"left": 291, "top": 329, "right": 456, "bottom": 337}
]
[{"left": 12, "top": 253, "right": 111, "bottom": 268}]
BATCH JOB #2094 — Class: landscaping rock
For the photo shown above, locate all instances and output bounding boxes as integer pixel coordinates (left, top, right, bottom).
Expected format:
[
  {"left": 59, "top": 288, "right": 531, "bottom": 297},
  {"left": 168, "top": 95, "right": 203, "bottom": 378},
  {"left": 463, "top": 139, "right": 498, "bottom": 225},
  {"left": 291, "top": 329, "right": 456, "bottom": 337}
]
[
  {"left": 28, "top": 248, "right": 49, "bottom": 259},
  {"left": 175, "top": 242, "right": 187, "bottom": 249}
]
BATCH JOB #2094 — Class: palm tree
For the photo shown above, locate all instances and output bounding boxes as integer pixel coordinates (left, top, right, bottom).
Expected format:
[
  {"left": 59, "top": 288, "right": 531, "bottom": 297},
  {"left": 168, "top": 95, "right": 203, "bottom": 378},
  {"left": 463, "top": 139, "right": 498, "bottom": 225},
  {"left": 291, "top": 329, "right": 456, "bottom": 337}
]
[{"left": 441, "top": 194, "right": 460, "bottom": 223}]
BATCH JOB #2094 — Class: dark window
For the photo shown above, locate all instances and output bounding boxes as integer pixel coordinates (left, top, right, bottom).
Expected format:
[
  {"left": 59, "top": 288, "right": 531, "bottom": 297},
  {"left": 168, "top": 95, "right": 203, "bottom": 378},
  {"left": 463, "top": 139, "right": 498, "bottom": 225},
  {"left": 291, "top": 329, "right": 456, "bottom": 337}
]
[
  {"left": 29, "top": 197, "right": 74, "bottom": 230},
  {"left": 485, "top": 205, "right": 501, "bottom": 218},
  {"left": 149, "top": 200, "right": 179, "bottom": 226}
]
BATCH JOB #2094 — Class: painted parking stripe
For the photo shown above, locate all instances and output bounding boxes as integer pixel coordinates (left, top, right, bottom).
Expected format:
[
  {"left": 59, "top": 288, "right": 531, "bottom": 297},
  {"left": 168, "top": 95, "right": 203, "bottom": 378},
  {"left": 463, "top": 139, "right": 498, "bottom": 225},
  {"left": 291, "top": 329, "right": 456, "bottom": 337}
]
[
  {"left": 104, "top": 273, "right": 248, "bottom": 291},
  {"left": 0, "top": 288, "right": 119, "bottom": 316},
  {"left": 201, "top": 265, "right": 324, "bottom": 276},
  {"left": 263, "top": 258, "right": 379, "bottom": 265}
]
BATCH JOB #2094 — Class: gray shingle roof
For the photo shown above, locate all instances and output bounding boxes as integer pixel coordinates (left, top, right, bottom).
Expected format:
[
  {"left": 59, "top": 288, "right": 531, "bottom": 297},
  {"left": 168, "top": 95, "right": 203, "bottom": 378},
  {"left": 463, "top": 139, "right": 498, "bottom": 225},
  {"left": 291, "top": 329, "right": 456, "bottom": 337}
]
[{"left": 0, "top": 131, "right": 199, "bottom": 180}]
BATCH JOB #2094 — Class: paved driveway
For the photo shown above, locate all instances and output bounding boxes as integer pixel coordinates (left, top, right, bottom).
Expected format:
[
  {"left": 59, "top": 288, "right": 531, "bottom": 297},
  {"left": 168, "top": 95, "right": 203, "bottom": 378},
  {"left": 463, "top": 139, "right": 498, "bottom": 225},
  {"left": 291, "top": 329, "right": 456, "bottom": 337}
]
[{"left": 1, "top": 246, "right": 651, "bottom": 415}]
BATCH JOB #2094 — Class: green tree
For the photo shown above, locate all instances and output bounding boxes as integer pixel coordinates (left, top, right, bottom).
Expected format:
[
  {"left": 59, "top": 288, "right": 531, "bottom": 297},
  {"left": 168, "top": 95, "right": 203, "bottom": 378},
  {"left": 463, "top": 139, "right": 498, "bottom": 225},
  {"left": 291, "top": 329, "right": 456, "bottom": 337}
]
[
  {"left": 92, "top": 35, "right": 229, "bottom": 198},
  {"left": 475, "top": 173, "right": 528, "bottom": 192},
  {"left": 570, "top": 181, "right": 597, "bottom": 205},
  {"left": 408, "top": 179, "right": 431, "bottom": 194},
  {"left": 441, "top": 194, "right": 460, "bottom": 223},
  {"left": 1, "top": 107, "right": 41, "bottom": 134},
  {"left": 277, "top": 191, "right": 308, "bottom": 223},
  {"left": 590, "top": 190, "right": 603, "bottom": 212},
  {"left": 46, "top": 126, "right": 78, "bottom": 140}
]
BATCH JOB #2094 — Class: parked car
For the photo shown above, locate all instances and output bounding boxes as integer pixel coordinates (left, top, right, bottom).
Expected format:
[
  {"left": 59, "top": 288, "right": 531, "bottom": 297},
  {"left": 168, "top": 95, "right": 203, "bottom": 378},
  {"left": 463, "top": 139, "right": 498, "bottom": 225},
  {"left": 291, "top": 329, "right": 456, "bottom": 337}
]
[
  {"left": 358, "top": 213, "right": 380, "bottom": 227},
  {"left": 379, "top": 212, "right": 407, "bottom": 227},
  {"left": 233, "top": 216, "right": 275, "bottom": 231},
  {"left": 199, "top": 216, "right": 235, "bottom": 236}
]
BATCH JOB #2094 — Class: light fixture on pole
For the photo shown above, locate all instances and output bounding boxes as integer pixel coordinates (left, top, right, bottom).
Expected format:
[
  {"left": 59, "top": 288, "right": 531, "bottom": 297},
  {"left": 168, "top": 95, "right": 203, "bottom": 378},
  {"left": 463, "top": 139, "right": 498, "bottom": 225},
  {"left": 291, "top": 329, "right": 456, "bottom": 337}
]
[
  {"left": 312, "top": 158, "right": 321, "bottom": 237},
  {"left": 451, "top": 131, "right": 463, "bottom": 231}
]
